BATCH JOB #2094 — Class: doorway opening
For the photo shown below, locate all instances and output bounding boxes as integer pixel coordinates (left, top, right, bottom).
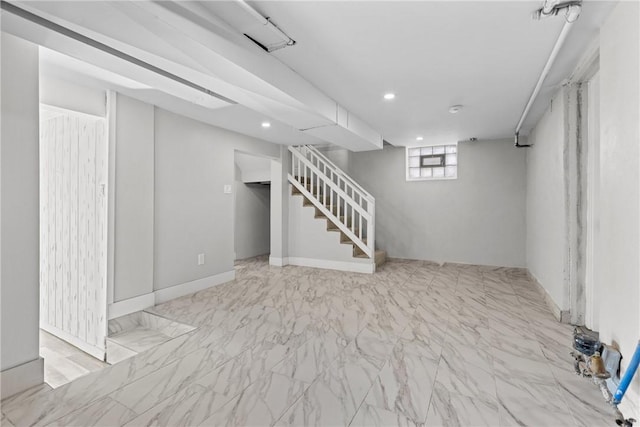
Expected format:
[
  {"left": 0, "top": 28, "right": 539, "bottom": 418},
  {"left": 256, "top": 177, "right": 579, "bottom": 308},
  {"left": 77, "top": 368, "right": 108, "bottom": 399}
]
[{"left": 233, "top": 151, "right": 272, "bottom": 267}]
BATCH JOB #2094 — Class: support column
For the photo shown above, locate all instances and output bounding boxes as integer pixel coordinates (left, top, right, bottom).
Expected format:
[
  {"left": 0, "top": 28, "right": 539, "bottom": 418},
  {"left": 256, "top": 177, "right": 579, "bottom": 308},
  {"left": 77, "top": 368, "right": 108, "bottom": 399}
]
[{"left": 269, "top": 145, "right": 289, "bottom": 266}]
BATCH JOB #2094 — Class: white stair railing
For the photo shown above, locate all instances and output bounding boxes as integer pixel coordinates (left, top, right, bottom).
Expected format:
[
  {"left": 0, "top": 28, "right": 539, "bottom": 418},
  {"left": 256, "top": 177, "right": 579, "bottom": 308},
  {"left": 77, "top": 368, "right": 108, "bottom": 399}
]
[{"left": 288, "top": 145, "right": 375, "bottom": 258}]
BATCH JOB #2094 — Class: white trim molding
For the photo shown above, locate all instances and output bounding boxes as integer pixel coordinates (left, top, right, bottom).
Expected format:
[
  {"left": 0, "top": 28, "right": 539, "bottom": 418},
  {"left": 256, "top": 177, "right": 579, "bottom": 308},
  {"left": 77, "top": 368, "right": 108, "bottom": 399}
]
[
  {"left": 0, "top": 357, "right": 44, "bottom": 400},
  {"left": 288, "top": 257, "right": 375, "bottom": 274},
  {"left": 108, "top": 293, "right": 155, "bottom": 320},
  {"left": 108, "top": 270, "right": 236, "bottom": 319},
  {"left": 269, "top": 256, "right": 289, "bottom": 267},
  {"left": 155, "top": 270, "right": 235, "bottom": 304}
]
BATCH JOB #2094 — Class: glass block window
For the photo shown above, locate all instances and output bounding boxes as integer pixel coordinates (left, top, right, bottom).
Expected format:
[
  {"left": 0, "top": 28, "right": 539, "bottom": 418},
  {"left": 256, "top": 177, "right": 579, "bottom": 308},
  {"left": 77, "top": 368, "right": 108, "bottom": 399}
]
[{"left": 406, "top": 143, "right": 458, "bottom": 181}]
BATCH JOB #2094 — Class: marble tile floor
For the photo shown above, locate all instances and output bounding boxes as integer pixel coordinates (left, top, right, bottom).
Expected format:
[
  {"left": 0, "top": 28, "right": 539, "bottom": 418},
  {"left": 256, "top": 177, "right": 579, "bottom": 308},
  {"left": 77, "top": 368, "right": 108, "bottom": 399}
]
[
  {"left": 106, "top": 311, "right": 196, "bottom": 364},
  {"left": 108, "top": 311, "right": 197, "bottom": 342},
  {"left": 39, "top": 330, "right": 109, "bottom": 389},
  {"left": 2, "top": 257, "right": 616, "bottom": 426}
]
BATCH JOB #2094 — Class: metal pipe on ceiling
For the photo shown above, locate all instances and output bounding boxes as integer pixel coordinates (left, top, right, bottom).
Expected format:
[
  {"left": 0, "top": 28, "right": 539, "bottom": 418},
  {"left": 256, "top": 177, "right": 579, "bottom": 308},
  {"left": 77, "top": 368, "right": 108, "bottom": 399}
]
[
  {"left": 514, "top": 19, "right": 574, "bottom": 147},
  {"left": 234, "top": 0, "right": 296, "bottom": 49}
]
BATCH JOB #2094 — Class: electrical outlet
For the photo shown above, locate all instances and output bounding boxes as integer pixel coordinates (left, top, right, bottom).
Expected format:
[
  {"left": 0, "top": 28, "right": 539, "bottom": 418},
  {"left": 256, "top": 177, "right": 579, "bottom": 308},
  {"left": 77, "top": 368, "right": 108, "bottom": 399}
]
[
  {"left": 197, "top": 253, "right": 205, "bottom": 265},
  {"left": 223, "top": 185, "right": 232, "bottom": 194}
]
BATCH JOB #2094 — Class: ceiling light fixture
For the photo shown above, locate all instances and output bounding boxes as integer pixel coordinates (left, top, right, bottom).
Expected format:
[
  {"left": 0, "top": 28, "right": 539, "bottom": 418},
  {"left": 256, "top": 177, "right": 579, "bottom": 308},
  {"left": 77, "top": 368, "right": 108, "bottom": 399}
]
[
  {"left": 261, "top": 121, "right": 271, "bottom": 128},
  {"left": 383, "top": 93, "right": 396, "bottom": 100},
  {"left": 416, "top": 136, "right": 424, "bottom": 141},
  {"left": 449, "top": 105, "right": 463, "bottom": 114}
]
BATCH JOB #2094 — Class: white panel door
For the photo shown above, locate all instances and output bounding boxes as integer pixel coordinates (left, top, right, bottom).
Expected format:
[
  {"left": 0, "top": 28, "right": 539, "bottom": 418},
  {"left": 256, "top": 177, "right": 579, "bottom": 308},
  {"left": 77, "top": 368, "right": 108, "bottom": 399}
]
[{"left": 39, "top": 107, "right": 108, "bottom": 360}]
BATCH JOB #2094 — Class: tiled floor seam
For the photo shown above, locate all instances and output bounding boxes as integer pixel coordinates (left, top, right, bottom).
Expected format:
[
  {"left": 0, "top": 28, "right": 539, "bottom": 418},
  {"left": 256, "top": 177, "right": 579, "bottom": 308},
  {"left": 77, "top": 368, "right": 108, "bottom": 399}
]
[
  {"left": 345, "top": 353, "right": 388, "bottom": 427},
  {"left": 554, "top": 379, "right": 599, "bottom": 427},
  {"left": 422, "top": 350, "right": 445, "bottom": 425},
  {"left": 100, "top": 339, "right": 227, "bottom": 416}
]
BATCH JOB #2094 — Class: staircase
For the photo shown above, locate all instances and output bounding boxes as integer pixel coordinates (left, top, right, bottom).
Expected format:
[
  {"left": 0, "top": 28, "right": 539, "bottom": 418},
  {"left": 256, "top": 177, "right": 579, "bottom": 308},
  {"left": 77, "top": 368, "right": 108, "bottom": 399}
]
[{"left": 288, "top": 145, "right": 386, "bottom": 270}]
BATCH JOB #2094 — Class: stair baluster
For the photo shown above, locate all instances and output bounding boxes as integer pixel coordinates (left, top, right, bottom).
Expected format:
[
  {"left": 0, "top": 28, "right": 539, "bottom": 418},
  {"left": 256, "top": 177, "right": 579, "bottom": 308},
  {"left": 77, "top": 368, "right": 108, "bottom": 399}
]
[{"left": 288, "top": 145, "right": 375, "bottom": 259}]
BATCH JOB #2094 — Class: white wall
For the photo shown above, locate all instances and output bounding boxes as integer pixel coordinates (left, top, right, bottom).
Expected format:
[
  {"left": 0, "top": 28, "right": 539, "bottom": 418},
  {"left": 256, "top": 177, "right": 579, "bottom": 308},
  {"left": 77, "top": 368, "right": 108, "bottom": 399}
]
[
  {"left": 526, "top": 92, "right": 568, "bottom": 310},
  {"left": 234, "top": 165, "right": 270, "bottom": 260},
  {"left": 597, "top": 1, "right": 639, "bottom": 418},
  {"left": 113, "top": 94, "right": 155, "bottom": 302},
  {"left": 154, "top": 108, "right": 280, "bottom": 290},
  {"left": 40, "top": 74, "right": 106, "bottom": 117},
  {"left": 317, "top": 145, "right": 350, "bottom": 172},
  {"left": 525, "top": 2, "right": 639, "bottom": 418},
  {"left": 0, "top": 33, "right": 43, "bottom": 388},
  {"left": 349, "top": 139, "right": 526, "bottom": 267}
]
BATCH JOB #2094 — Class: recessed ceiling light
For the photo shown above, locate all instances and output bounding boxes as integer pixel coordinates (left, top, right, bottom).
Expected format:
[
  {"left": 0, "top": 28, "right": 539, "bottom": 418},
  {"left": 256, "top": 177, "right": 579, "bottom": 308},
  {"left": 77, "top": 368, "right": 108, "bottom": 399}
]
[
  {"left": 449, "top": 105, "right": 463, "bottom": 114},
  {"left": 383, "top": 93, "right": 396, "bottom": 100},
  {"left": 416, "top": 136, "right": 424, "bottom": 141},
  {"left": 261, "top": 121, "right": 271, "bottom": 128}
]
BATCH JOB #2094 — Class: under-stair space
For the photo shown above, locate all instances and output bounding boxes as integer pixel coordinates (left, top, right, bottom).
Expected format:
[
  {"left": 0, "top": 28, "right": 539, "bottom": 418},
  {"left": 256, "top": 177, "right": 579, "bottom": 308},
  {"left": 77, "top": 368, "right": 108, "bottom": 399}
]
[
  {"left": 291, "top": 184, "right": 386, "bottom": 268},
  {"left": 288, "top": 145, "right": 385, "bottom": 273}
]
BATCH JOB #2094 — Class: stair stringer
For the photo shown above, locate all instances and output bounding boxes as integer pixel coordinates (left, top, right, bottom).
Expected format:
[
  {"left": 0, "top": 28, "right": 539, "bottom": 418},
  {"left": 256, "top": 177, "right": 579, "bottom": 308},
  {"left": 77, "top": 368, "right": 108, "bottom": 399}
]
[{"left": 288, "top": 189, "right": 375, "bottom": 274}]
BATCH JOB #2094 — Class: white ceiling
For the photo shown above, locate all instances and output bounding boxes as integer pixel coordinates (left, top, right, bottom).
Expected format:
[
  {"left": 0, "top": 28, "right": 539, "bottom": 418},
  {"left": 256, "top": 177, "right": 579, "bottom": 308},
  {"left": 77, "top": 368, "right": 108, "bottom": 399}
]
[
  {"left": 38, "top": 45, "right": 324, "bottom": 147},
  {"left": 246, "top": 1, "right": 615, "bottom": 145},
  {"left": 5, "top": 0, "right": 616, "bottom": 149}
]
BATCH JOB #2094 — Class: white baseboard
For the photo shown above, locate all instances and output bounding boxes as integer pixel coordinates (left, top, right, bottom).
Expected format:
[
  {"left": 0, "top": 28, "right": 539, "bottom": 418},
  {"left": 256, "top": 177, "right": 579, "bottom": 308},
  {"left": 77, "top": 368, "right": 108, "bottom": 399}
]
[
  {"left": 527, "top": 270, "right": 570, "bottom": 323},
  {"left": 108, "top": 293, "right": 155, "bottom": 320},
  {"left": 288, "top": 257, "right": 375, "bottom": 274},
  {"left": 0, "top": 357, "right": 44, "bottom": 400},
  {"left": 269, "top": 256, "right": 289, "bottom": 267},
  {"left": 155, "top": 270, "right": 235, "bottom": 304},
  {"left": 40, "top": 323, "right": 106, "bottom": 360},
  {"left": 107, "top": 271, "right": 235, "bottom": 320}
]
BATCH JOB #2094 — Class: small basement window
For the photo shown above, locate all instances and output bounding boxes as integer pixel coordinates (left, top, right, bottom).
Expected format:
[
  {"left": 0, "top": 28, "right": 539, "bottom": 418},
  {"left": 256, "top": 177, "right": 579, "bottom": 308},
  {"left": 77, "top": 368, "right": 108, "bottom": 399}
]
[{"left": 406, "top": 143, "right": 458, "bottom": 181}]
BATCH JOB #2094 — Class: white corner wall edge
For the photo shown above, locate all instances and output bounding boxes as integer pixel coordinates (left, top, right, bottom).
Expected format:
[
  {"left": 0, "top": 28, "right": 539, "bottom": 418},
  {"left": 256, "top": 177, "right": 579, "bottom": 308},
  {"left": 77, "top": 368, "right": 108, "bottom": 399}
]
[
  {"left": 269, "top": 256, "right": 289, "bottom": 267},
  {"left": 288, "top": 257, "right": 375, "bottom": 274},
  {"left": 0, "top": 357, "right": 44, "bottom": 400},
  {"left": 154, "top": 270, "right": 235, "bottom": 304},
  {"left": 527, "top": 270, "right": 570, "bottom": 323},
  {"left": 108, "top": 270, "right": 235, "bottom": 319},
  {"left": 40, "top": 323, "right": 105, "bottom": 360}
]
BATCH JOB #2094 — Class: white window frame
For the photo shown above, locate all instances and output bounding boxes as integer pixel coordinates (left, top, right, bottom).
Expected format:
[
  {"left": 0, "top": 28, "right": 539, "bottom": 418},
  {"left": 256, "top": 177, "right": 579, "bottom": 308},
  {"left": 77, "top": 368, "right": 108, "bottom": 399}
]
[{"left": 405, "top": 143, "right": 458, "bottom": 182}]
